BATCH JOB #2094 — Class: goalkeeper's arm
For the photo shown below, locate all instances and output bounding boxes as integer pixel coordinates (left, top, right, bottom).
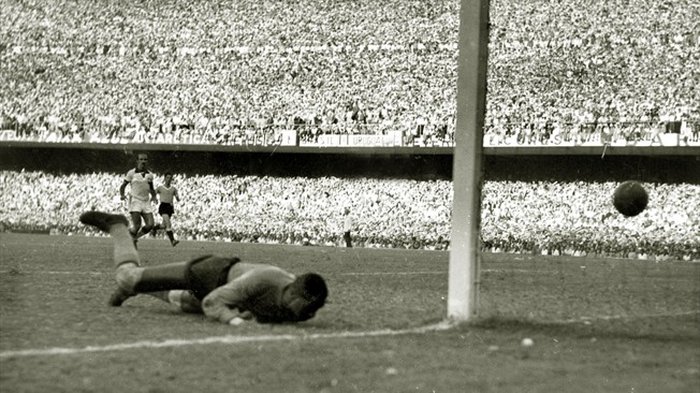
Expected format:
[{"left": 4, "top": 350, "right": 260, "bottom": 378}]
[{"left": 201, "top": 281, "right": 251, "bottom": 324}]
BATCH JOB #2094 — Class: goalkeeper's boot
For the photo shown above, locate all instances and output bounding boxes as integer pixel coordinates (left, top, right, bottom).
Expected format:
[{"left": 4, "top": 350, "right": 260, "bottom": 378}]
[{"left": 79, "top": 211, "right": 129, "bottom": 233}]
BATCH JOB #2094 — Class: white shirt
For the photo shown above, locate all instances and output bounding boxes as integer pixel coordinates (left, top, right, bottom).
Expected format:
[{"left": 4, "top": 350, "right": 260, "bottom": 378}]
[{"left": 124, "top": 169, "right": 154, "bottom": 201}]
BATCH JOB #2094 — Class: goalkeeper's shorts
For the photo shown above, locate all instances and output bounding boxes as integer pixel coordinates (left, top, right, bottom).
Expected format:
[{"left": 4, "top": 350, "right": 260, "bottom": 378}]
[{"left": 185, "top": 255, "right": 241, "bottom": 300}]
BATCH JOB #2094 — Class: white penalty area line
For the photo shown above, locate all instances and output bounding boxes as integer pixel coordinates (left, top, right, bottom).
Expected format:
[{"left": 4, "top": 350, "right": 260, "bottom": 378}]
[
  {"left": 3, "top": 310, "right": 699, "bottom": 359},
  {"left": 0, "top": 320, "right": 456, "bottom": 359}
]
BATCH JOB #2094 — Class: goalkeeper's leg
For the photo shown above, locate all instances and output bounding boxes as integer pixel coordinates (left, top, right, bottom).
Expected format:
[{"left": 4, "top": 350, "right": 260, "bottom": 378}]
[
  {"left": 80, "top": 211, "right": 143, "bottom": 305},
  {"left": 80, "top": 211, "right": 190, "bottom": 306}
]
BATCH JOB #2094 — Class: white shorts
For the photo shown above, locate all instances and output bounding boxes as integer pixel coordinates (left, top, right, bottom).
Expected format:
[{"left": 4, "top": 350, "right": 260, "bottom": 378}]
[{"left": 128, "top": 199, "right": 154, "bottom": 214}]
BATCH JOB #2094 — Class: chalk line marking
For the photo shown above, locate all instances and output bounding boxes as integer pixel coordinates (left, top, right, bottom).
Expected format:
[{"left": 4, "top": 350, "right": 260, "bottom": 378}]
[
  {"left": 3, "top": 310, "right": 698, "bottom": 359},
  {"left": 0, "top": 320, "right": 456, "bottom": 359}
]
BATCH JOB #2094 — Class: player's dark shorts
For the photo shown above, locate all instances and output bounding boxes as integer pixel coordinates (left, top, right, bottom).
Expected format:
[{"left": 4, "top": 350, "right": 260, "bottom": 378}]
[
  {"left": 185, "top": 255, "right": 241, "bottom": 300},
  {"left": 158, "top": 202, "right": 175, "bottom": 216}
]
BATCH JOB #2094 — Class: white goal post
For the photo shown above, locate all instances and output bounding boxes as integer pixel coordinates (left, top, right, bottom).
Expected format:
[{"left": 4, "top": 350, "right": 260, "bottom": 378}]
[{"left": 448, "top": 0, "right": 490, "bottom": 321}]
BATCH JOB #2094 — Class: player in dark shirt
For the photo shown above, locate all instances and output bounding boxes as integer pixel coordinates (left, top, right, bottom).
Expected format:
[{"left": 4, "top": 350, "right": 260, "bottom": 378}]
[
  {"left": 80, "top": 211, "right": 328, "bottom": 325},
  {"left": 154, "top": 172, "right": 180, "bottom": 247}
]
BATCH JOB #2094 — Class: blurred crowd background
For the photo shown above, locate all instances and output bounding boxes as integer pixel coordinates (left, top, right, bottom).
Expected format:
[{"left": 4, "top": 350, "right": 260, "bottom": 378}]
[
  {"left": 1, "top": 0, "right": 699, "bottom": 146},
  {"left": 1, "top": 1, "right": 698, "bottom": 260},
  {"left": 1, "top": 171, "right": 697, "bottom": 261}
]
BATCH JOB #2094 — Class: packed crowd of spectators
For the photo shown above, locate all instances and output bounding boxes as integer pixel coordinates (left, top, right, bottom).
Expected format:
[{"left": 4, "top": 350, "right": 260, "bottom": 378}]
[
  {"left": 1, "top": 0, "right": 698, "bottom": 147},
  {"left": 1, "top": 170, "right": 697, "bottom": 261}
]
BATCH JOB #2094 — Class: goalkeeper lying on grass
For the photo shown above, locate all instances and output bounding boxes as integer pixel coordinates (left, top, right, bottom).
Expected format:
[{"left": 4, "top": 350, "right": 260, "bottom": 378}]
[{"left": 79, "top": 211, "right": 328, "bottom": 325}]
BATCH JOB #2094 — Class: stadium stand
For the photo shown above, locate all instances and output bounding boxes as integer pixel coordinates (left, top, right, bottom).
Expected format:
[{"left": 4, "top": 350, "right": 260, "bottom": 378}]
[
  {"left": 0, "top": 171, "right": 697, "bottom": 261},
  {"left": 1, "top": 0, "right": 698, "bottom": 147},
  {"left": 1, "top": 1, "right": 698, "bottom": 258}
]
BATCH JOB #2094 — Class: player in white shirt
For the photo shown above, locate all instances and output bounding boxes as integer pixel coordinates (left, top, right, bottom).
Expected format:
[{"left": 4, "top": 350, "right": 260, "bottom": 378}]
[
  {"left": 342, "top": 207, "right": 353, "bottom": 247},
  {"left": 119, "top": 153, "right": 157, "bottom": 246},
  {"left": 154, "top": 172, "right": 181, "bottom": 246}
]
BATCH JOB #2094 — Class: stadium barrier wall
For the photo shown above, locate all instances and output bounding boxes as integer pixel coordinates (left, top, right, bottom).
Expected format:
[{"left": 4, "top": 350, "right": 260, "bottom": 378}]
[{"left": 1, "top": 144, "right": 698, "bottom": 183}]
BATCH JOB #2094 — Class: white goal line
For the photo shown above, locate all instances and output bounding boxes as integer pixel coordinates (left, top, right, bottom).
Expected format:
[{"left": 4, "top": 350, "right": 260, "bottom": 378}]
[
  {"left": 0, "top": 320, "right": 455, "bottom": 359},
  {"left": 2, "top": 309, "right": 698, "bottom": 359}
]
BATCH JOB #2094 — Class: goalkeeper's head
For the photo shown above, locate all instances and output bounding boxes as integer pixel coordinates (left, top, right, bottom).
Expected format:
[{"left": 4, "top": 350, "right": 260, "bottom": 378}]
[{"left": 284, "top": 273, "right": 328, "bottom": 321}]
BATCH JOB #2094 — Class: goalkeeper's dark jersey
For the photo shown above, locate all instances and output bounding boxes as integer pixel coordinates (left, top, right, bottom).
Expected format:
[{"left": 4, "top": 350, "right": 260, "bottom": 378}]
[{"left": 199, "top": 260, "right": 297, "bottom": 324}]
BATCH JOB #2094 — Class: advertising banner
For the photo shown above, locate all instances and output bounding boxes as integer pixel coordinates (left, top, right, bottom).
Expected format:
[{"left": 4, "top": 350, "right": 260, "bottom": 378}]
[{"left": 279, "top": 130, "right": 298, "bottom": 146}]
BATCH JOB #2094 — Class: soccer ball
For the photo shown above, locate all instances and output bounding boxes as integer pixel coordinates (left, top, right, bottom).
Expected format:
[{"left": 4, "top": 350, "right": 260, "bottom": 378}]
[{"left": 612, "top": 181, "right": 648, "bottom": 217}]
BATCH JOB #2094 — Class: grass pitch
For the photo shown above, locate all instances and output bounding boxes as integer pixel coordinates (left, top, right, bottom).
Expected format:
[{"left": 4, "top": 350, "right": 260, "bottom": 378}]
[{"left": 1, "top": 233, "right": 698, "bottom": 393}]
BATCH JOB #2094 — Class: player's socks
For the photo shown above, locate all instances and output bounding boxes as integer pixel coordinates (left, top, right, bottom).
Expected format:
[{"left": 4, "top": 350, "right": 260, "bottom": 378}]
[
  {"left": 80, "top": 211, "right": 143, "bottom": 305},
  {"left": 135, "top": 226, "right": 152, "bottom": 239},
  {"left": 100, "top": 218, "right": 139, "bottom": 305},
  {"left": 111, "top": 226, "right": 140, "bottom": 267},
  {"left": 166, "top": 230, "right": 178, "bottom": 246},
  {"left": 150, "top": 224, "right": 161, "bottom": 237},
  {"left": 133, "top": 261, "right": 189, "bottom": 293},
  {"left": 128, "top": 228, "right": 139, "bottom": 249},
  {"left": 79, "top": 211, "right": 139, "bottom": 266}
]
